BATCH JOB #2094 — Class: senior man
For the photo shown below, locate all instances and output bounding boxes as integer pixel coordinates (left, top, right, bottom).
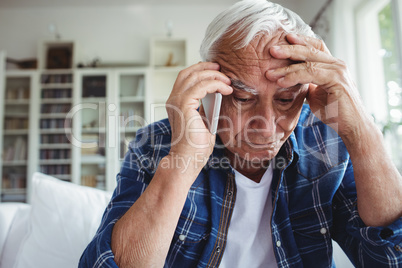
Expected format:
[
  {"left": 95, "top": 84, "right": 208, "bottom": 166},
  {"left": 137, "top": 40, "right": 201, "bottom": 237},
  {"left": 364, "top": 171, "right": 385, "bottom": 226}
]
[{"left": 80, "top": 0, "right": 402, "bottom": 267}]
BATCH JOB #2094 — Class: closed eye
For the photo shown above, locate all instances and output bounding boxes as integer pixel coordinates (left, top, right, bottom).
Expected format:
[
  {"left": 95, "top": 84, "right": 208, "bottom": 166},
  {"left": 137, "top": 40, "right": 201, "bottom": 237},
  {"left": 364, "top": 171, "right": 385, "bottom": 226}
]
[{"left": 234, "top": 97, "right": 252, "bottom": 103}]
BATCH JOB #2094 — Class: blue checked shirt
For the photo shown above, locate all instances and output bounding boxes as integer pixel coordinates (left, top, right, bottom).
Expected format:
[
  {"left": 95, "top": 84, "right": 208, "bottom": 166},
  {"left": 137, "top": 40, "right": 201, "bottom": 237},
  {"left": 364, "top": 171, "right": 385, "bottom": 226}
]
[{"left": 80, "top": 105, "right": 402, "bottom": 267}]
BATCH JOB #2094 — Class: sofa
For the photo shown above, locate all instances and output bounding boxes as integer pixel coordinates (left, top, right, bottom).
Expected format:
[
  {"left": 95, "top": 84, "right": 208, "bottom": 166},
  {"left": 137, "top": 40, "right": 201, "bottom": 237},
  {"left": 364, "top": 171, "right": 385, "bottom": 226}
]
[{"left": 0, "top": 172, "right": 354, "bottom": 268}]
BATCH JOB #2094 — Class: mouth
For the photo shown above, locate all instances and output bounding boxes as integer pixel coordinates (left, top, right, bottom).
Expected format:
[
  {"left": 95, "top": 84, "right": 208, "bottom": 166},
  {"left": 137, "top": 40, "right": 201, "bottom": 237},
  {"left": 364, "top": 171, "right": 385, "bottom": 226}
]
[{"left": 244, "top": 141, "right": 279, "bottom": 150}]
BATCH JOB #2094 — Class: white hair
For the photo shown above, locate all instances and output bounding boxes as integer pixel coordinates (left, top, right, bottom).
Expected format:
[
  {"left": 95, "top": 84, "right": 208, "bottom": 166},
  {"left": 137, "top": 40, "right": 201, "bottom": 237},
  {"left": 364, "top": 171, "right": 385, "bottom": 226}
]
[{"left": 200, "top": 0, "right": 317, "bottom": 61}]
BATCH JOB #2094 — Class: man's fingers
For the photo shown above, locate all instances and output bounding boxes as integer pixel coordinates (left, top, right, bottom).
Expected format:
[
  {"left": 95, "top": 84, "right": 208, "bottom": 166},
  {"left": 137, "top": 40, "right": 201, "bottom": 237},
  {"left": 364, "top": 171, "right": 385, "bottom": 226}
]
[
  {"left": 266, "top": 62, "right": 339, "bottom": 81},
  {"left": 182, "top": 69, "right": 231, "bottom": 89},
  {"left": 271, "top": 65, "right": 335, "bottom": 89},
  {"left": 269, "top": 44, "right": 335, "bottom": 63},
  {"left": 286, "top": 33, "right": 331, "bottom": 54},
  {"left": 184, "top": 80, "right": 233, "bottom": 100}
]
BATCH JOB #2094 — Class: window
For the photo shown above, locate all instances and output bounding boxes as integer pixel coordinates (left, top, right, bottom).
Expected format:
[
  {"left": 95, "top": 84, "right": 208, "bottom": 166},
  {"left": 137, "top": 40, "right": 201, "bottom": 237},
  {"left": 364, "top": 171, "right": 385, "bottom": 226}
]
[
  {"left": 356, "top": 0, "right": 402, "bottom": 171},
  {"left": 378, "top": 1, "right": 402, "bottom": 171}
]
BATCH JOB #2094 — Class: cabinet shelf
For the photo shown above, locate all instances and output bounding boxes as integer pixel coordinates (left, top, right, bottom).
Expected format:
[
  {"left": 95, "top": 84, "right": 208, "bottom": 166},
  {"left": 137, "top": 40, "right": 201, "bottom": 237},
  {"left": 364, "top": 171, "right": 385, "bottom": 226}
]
[
  {"left": 41, "top": 83, "right": 73, "bottom": 89},
  {"left": 41, "top": 98, "right": 73, "bottom": 104},
  {"left": 1, "top": 188, "right": 27, "bottom": 195},
  {"left": 5, "top": 112, "right": 29, "bottom": 118},
  {"left": 39, "top": 159, "right": 72, "bottom": 165},
  {"left": 120, "top": 127, "right": 140, "bottom": 133},
  {"left": 39, "top": 143, "right": 71, "bottom": 149},
  {"left": 5, "top": 100, "right": 30, "bottom": 105},
  {"left": 49, "top": 174, "right": 71, "bottom": 181},
  {"left": 41, "top": 69, "right": 74, "bottom": 75},
  {"left": 40, "top": 128, "right": 71, "bottom": 134},
  {"left": 2, "top": 160, "right": 28, "bottom": 166},
  {"left": 81, "top": 155, "right": 106, "bottom": 164},
  {"left": 40, "top": 113, "right": 70, "bottom": 119},
  {"left": 81, "top": 97, "right": 106, "bottom": 103},
  {"left": 119, "top": 96, "right": 145, "bottom": 103},
  {"left": 81, "top": 127, "right": 106, "bottom": 133},
  {"left": 3, "top": 129, "right": 29, "bottom": 135}
]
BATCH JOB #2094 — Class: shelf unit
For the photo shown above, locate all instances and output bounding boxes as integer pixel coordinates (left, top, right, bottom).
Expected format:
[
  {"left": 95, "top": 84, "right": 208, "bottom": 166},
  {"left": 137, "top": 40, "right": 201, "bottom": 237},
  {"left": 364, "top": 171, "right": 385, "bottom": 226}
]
[
  {"left": 0, "top": 56, "right": 39, "bottom": 202},
  {"left": 73, "top": 69, "right": 110, "bottom": 190},
  {"left": 115, "top": 69, "right": 148, "bottom": 169},
  {"left": 38, "top": 69, "right": 74, "bottom": 183},
  {"left": 149, "top": 37, "right": 187, "bottom": 122},
  {"left": 0, "top": 37, "right": 184, "bottom": 202}
]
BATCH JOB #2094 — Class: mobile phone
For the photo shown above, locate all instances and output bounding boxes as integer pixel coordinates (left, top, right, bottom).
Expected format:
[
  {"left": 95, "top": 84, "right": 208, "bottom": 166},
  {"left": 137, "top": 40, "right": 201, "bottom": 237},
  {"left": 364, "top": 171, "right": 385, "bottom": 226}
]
[{"left": 201, "top": 93, "right": 222, "bottom": 134}]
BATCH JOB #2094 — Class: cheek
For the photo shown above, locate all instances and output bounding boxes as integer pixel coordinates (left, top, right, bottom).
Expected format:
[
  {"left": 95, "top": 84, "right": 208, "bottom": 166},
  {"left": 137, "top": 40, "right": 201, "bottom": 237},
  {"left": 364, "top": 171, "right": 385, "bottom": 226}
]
[
  {"left": 277, "top": 104, "right": 304, "bottom": 134},
  {"left": 218, "top": 98, "right": 247, "bottom": 140}
]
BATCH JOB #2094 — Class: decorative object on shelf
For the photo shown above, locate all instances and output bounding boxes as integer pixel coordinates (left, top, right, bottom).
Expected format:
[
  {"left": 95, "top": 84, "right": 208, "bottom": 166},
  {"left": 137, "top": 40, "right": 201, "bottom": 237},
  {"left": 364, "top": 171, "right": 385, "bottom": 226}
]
[
  {"left": 6, "top": 58, "right": 37, "bottom": 70},
  {"left": 165, "top": 52, "right": 178, "bottom": 67},
  {"left": 48, "top": 23, "right": 61, "bottom": 40},
  {"left": 165, "top": 19, "right": 173, "bottom": 37}
]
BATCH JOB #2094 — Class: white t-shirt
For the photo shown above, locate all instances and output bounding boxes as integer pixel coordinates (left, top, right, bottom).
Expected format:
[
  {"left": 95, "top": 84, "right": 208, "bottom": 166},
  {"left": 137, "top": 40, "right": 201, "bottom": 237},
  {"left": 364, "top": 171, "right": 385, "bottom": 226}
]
[{"left": 220, "top": 164, "right": 277, "bottom": 268}]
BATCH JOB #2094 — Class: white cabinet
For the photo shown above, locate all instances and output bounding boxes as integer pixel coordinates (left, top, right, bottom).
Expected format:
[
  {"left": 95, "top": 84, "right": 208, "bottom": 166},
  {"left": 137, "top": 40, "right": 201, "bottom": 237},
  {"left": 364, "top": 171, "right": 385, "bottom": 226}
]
[
  {"left": 72, "top": 68, "right": 149, "bottom": 192},
  {"left": 1, "top": 51, "right": 39, "bottom": 202},
  {"left": 0, "top": 37, "right": 185, "bottom": 202}
]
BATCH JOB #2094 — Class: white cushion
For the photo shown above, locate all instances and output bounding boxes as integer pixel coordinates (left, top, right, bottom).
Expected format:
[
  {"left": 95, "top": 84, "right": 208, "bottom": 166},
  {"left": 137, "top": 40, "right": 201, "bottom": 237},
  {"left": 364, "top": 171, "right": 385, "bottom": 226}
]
[
  {"left": 0, "top": 203, "right": 30, "bottom": 259},
  {"left": 0, "top": 204, "right": 30, "bottom": 268},
  {"left": 13, "top": 172, "right": 112, "bottom": 268}
]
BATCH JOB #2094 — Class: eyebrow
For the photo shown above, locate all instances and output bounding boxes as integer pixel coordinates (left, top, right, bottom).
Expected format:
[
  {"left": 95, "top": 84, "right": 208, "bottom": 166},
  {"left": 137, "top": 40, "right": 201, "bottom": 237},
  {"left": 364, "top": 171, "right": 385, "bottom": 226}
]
[{"left": 229, "top": 78, "right": 258, "bottom": 95}]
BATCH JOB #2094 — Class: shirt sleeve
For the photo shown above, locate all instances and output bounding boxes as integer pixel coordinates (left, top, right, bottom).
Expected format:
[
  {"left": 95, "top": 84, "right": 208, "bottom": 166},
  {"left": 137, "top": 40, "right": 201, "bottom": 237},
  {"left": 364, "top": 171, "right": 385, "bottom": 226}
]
[
  {"left": 332, "top": 158, "right": 402, "bottom": 267},
  {"left": 78, "top": 128, "right": 156, "bottom": 268}
]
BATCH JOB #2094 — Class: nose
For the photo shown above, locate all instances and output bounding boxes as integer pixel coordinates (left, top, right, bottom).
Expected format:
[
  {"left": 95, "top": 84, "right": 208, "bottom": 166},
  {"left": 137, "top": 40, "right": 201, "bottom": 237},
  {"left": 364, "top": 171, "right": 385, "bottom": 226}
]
[{"left": 245, "top": 105, "right": 276, "bottom": 139}]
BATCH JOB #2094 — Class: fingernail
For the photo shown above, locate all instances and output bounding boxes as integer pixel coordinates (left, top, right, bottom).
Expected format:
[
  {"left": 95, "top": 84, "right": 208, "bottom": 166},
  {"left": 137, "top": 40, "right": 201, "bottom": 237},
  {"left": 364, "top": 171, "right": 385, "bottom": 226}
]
[{"left": 272, "top": 46, "right": 281, "bottom": 51}]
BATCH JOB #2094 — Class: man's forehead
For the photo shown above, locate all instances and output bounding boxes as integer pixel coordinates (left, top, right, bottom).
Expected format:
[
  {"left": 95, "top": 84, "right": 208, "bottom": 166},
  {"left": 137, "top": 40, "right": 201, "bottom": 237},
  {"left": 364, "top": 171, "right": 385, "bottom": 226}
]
[{"left": 216, "top": 30, "right": 294, "bottom": 77}]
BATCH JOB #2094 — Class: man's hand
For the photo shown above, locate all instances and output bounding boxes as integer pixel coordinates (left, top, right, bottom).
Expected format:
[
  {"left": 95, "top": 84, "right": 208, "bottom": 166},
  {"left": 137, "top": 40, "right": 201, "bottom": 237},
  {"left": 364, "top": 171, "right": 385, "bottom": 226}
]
[
  {"left": 112, "top": 62, "right": 232, "bottom": 268},
  {"left": 166, "top": 62, "right": 232, "bottom": 173},
  {"left": 266, "top": 33, "right": 370, "bottom": 141},
  {"left": 266, "top": 34, "right": 402, "bottom": 227}
]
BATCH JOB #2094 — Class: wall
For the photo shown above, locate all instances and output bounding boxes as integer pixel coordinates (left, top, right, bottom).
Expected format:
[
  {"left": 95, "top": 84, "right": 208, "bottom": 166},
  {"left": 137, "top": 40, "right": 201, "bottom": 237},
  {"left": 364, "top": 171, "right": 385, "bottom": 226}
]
[{"left": 0, "top": 1, "right": 305, "bottom": 67}]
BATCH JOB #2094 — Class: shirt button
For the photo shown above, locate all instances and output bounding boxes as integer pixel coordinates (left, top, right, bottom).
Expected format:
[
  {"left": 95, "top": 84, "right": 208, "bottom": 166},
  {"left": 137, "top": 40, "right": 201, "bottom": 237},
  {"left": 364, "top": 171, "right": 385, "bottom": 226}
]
[
  {"left": 320, "top": 228, "right": 327, "bottom": 235},
  {"left": 276, "top": 240, "right": 281, "bottom": 247},
  {"left": 179, "top": 234, "right": 186, "bottom": 241}
]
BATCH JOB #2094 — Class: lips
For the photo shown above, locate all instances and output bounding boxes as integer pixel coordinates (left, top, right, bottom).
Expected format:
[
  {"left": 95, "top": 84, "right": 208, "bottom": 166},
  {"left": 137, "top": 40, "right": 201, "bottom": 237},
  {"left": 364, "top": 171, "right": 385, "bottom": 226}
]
[{"left": 244, "top": 141, "right": 279, "bottom": 149}]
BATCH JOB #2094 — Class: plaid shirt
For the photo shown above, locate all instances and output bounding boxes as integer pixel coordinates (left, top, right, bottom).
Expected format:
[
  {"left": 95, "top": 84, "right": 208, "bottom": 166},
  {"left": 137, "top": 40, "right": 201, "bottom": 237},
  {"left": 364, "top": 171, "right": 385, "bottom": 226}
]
[{"left": 80, "top": 105, "right": 402, "bottom": 267}]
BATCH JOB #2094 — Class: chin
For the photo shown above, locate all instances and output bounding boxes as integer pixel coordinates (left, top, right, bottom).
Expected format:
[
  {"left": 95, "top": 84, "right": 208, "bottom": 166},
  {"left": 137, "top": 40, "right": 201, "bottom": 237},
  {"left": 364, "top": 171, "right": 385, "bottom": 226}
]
[{"left": 233, "top": 147, "right": 279, "bottom": 163}]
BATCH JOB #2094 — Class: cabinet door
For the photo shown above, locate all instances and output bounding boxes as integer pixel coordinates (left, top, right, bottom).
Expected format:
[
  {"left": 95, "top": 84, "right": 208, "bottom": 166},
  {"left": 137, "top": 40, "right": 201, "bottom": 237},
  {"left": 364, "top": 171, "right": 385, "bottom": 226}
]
[
  {"left": 38, "top": 70, "right": 74, "bottom": 184},
  {"left": 1, "top": 71, "right": 37, "bottom": 203},
  {"left": 75, "top": 70, "right": 111, "bottom": 191}
]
